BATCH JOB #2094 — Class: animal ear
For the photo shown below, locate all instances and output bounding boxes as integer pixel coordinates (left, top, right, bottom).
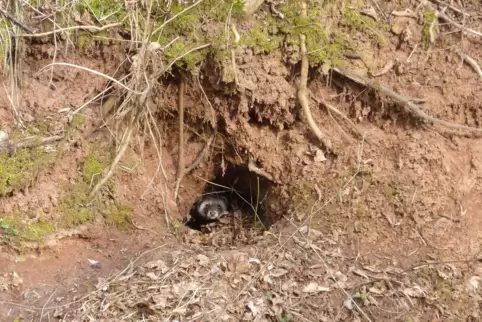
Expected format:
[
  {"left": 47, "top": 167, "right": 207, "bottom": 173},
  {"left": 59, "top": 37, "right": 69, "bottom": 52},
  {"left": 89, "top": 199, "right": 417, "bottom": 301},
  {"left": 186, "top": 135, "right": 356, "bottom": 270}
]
[{"left": 220, "top": 196, "right": 228, "bottom": 204}]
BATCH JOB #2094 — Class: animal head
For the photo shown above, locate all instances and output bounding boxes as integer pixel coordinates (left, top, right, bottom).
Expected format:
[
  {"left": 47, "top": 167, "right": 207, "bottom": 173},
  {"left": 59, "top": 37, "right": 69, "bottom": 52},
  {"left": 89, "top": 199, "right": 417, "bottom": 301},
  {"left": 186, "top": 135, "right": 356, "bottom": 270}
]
[{"left": 197, "top": 196, "right": 229, "bottom": 220}]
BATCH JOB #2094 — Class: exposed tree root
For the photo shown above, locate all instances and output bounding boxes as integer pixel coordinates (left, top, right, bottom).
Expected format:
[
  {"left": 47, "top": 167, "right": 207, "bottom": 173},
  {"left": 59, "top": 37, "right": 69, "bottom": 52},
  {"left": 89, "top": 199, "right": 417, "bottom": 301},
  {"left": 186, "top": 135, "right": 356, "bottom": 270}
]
[
  {"left": 332, "top": 67, "right": 482, "bottom": 133},
  {"left": 248, "top": 154, "right": 275, "bottom": 182},
  {"left": 310, "top": 92, "right": 364, "bottom": 140},
  {"left": 297, "top": 3, "right": 333, "bottom": 152},
  {"left": 458, "top": 52, "right": 482, "bottom": 79},
  {"left": 174, "top": 76, "right": 186, "bottom": 201}
]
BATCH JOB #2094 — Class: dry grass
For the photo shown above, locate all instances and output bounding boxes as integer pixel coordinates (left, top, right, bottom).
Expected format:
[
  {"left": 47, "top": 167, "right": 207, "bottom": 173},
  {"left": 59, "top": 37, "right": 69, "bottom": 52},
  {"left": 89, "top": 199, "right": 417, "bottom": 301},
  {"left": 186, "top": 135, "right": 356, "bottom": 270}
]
[{"left": 2, "top": 0, "right": 482, "bottom": 321}]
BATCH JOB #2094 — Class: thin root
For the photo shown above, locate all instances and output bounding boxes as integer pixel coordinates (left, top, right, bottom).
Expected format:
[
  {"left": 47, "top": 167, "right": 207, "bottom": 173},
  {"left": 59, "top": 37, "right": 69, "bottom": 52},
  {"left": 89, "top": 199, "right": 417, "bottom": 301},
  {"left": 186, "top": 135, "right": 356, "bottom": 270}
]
[
  {"left": 332, "top": 67, "right": 482, "bottom": 133},
  {"left": 248, "top": 155, "right": 274, "bottom": 182},
  {"left": 174, "top": 133, "right": 216, "bottom": 200},
  {"left": 458, "top": 52, "right": 482, "bottom": 79},
  {"left": 297, "top": 3, "right": 333, "bottom": 151},
  {"left": 310, "top": 93, "right": 364, "bottom": 140},
  {"left": 175, "top": 76, "right": 186, "bottom": 201}
]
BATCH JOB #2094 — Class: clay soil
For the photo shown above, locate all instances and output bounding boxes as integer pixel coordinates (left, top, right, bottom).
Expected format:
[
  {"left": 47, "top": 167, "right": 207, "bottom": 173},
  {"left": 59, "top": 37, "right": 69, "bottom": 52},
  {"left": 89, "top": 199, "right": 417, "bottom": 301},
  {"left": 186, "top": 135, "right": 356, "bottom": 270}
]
[{"left": 1, "top": 1, "right": 482, "bottom": 321}]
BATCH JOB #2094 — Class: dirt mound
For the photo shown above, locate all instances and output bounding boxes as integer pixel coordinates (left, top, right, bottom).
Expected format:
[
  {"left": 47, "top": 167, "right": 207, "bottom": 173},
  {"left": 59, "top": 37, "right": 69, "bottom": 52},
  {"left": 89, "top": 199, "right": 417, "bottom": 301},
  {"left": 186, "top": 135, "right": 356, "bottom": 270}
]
[{"left": 1, "top": 0, "right": 482, "bottom": 321}]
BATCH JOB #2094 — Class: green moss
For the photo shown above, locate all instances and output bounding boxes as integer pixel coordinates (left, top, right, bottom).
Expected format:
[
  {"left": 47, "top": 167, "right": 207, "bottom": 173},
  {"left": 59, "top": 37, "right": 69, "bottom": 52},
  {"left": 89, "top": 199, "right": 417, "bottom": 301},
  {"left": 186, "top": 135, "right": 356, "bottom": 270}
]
[
  {"left": 0, "top": 145, "right": 55, "bottom": 196},
  {"left": 169, "top": 4, "right": 199, "bottom": 36},
  {"left": 200, "top": 0, "right": 245, "bottom": 21},
  {"left": 58, "top": 182, "right": 95, "bottom": 227},
  {"left": 102, "top": 203, "right": 132, "bottom": 229},
  {"left": 13, "top": 315, "right": 24, "bottom": 322},
  {"left": 164, "top": 40, "right": 206, "bottom": 71},
  {"left": 80, "top": 0, "right": 127, "bottom": 22},
  {"left": 21, "top": 220, "right": 56, "bottom": 242},
  {"left": 77, "top": 34, "right": 93, "bottom": 48},
  {"left": 422, "top": 9, "right": 437, "bottom": 49},
  {"left": 0, "top": 217, "right": 20, "bottom": 239},
  {"left": 82, "top": 153, "right": 105, "bottom": 184},
  {"left": 1, "top": 212, "right": 56, "bottom": 246},
  {"left": 0, "top": 149, "right": 33, "bottom": 195},
  {"left": 65, "top": 113, "right": 86, "bottom": 138},
  {"left": 241, "top": 21, "right": 284, "bottom": 53},
  {"left": 341, "top": 7, "right": 390, "bottom": 46},
  {"left": 0, "top": 19, "right": 12, "bottom": 73},
  {"left": 384, "top": 185, "right": 396, "bottom": 200},
  {"left": 72, "top": 113, "right": 86, "bottom": 129}
]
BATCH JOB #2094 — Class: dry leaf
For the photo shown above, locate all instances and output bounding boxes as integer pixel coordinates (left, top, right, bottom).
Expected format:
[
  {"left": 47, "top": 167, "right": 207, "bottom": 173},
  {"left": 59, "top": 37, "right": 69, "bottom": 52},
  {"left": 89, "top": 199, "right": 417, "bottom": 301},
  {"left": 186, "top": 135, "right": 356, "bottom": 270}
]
[
  {"left": 249, "top": 258, "right": 261, "bottom": 265},
  {"left": 11, "top": 272, "right": 23, "bottom": 287},
  {"left": 391, "top": 8, "right": 417, "bottom": 18},
  {"left": 151, "top": 294, "right": 167, "bottom": 308},
  {"left": 247, "top": 301, "right": 258, "bottom": 316},
  {"left": 146, "top": 272, "right": 159, "bottom": 280},
  {"left": 197, "top": 254, "right": 210, "bottom": 266},
  {"left": 145, "top": 260, "right": 169, "bottom": 273},
  {"left": 467, "top": 276, "right": 481, "bottom": 297},
  {"left": 360, "top": 6, "right": 378, "bottom": 21},
  {"left": 227, "top": 252, "right": 250, "bottom": 274},
  {"left": 314, "top": 149, "right": 327, "bottom": 162},
  {"left": 270, "top": 269, "right": 288, "bottom": 278},
  {"left": 303, "top": 282, "right": 330, "bottom": 293},
  {"left": 403, "top": 286, "right": 426, "bottom": 298}
]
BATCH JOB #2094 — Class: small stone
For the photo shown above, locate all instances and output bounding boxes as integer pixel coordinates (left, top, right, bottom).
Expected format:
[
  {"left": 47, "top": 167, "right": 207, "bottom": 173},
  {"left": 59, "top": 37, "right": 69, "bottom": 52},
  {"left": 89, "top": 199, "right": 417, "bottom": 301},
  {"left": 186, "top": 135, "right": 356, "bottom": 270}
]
[{"left": 0, "top": 130, "right": 8, "bottom": 142}]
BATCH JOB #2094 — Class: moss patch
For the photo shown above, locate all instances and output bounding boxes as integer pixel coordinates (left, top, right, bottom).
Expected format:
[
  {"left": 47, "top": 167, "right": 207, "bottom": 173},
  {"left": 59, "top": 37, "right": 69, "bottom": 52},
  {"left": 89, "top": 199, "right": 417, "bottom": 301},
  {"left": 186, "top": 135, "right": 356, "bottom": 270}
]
[
  {"left": 422, "top": 8, "right": 437, "bottom": 49},
  {"left": 83, "top": 153, "right": 106, "bottom": 185},
  {"left": 341, "top": 7, "right": 390, "bottom": 46},
  {"left": 0, "top": 19, "right": 12, "bottom": 73},
  {"left": 0, "top": 146, "right": 56, "bottom": 196},
  {"left": 80, "top": 0, "right": 127, "bottom": 22},
  {"left": 0, "top": 120, "right": 57, "bottom": 197},
  {"left": 58, "top": 182, "right": 95, "bottom": 228},
  {"left": 57, "top": 144, "right": 117, "bottom": 229},
  {"left": 21, "top": 219, "right": 56, "bottom": 242},
  {"left": 0, "top": 214, "right": 56, "bottom": 246},
  {"left": 102, "top": 203, "right": 133, "bottom": 229}
]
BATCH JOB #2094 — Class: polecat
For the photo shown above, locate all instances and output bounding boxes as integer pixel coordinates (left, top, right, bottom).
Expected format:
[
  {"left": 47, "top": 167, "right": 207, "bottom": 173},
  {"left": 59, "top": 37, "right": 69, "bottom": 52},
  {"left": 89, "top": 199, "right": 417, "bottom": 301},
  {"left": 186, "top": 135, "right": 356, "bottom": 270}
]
[{"left": 195, "top": 195, "right": 229, "bottom": 221}]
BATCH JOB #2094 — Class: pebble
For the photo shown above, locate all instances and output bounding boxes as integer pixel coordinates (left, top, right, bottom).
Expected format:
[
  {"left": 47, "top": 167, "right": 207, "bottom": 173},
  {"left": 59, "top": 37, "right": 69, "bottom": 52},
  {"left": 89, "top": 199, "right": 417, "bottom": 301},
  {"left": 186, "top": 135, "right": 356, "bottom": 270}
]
[{"left": 0, "top": 130, "right": 8, "bottom": 142}]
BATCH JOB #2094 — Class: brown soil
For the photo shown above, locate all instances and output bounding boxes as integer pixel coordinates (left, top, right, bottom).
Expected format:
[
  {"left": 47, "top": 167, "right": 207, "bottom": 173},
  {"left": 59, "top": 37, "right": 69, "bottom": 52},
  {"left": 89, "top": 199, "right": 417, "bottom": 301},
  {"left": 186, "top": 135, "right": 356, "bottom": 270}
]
[{"left": 1, "top": 1, "right": 482, "bottom": 321}]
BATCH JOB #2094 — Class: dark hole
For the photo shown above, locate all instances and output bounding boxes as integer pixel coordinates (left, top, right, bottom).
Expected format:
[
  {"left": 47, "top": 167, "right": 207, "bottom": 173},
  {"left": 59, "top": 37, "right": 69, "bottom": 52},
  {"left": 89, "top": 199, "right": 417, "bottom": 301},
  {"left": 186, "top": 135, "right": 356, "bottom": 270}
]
[{"left": 184, "top": 163, "right": 272, "bottom": 232}]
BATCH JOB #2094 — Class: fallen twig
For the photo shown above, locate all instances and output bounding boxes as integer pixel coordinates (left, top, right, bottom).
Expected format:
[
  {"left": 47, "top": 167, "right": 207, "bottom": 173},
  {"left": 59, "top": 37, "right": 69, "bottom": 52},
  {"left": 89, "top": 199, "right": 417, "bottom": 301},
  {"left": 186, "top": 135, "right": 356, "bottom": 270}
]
[
  {"left": 429, "top": 0, "right": 472, "bottom": 17},
  {"left": 435, "top": 9, "right": 482, "bottom": 38},
  {"left": 0, "top": 135, "right": 64, "bottom": 154},
  {"left": 297, "top": 3, "right": 333, "bottom": 151},
  {"left": 332, "top": 67, "right": 482, "bottom": 133},
  {"left": 0, "top": 8, "right": 36, "bottom": 33}
]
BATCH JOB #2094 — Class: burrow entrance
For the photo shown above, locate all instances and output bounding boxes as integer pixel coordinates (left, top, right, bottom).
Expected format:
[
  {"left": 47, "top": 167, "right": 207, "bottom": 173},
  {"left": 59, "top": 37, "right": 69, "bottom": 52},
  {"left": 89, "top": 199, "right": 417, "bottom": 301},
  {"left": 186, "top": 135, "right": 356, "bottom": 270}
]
[{"left": 183, "top": 162, "right": 275, "bottom": 232}]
